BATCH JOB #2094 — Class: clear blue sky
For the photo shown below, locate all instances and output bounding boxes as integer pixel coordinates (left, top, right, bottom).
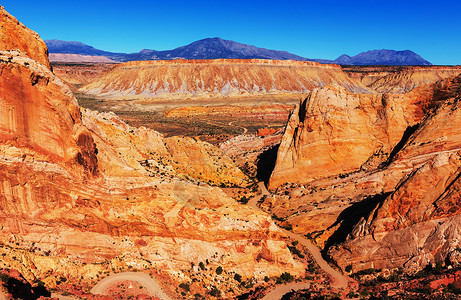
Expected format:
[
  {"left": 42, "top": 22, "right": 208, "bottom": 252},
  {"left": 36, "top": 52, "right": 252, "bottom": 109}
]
[{"left": 3, "top": 0, "right": 460, "bottom": 65}]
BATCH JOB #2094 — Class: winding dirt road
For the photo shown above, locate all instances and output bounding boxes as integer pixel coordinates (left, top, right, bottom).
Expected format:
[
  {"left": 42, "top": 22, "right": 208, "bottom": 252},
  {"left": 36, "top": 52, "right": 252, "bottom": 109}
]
[
  {"left": 90, "top": 272, "right": 171, "bottom": 299},
  {"left": 249, "top": 182, "right": 348, "bottom": 299}
]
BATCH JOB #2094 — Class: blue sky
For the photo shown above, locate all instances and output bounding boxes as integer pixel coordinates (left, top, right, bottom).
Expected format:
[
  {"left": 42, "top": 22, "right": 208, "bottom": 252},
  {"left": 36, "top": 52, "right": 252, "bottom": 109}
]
[{"left": 3, "top": 0, "right": 461, "bottom": 65}]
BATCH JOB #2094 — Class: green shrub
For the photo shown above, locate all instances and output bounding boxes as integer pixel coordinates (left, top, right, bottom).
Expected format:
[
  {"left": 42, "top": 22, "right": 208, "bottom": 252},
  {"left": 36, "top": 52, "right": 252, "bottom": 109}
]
[
  {"left": 216, "top": 266, "right": 223, "bottom": 275},
  {"left": 234, "top": 273, "right": 242, "bottom": 282}
]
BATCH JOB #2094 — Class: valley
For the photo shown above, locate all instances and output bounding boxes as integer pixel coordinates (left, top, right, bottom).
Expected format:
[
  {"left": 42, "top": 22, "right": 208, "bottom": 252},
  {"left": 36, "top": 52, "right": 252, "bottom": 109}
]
[{"left": 1, "top": 3, "right": 461, "bottom": 299}]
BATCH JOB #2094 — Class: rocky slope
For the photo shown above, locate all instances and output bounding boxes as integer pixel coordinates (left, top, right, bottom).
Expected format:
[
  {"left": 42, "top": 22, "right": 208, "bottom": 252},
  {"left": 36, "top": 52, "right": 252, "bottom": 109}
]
[
  {"left": 0, "top": 6, "right": 50, "bottom": 69},
  {"left": 343, "top": 65, "right": 461, "bottom": 93},
  {"left": 78, "top": 59, "right": 373, "bottom": 100},
  {"left": 0, "top": 6, "right": 305, "bottom": 297},
  {"left": 50, "top": 53, "right": 117, "bottom": 63},
  {"left": 329, "top": 75, "right": 461, "bottom": 272},
  {"left": 263, "top": 73, "right": 461, "bottom": 272}
]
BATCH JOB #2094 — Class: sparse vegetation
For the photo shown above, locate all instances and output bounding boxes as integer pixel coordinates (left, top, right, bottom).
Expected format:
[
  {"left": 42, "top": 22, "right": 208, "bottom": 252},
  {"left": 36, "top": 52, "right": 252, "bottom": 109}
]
[
  {"left": 276, "top": 272, "right": 294, "bottom": 283},
  {"left": 216, "top": 266, "right": 223, "bottom": 275}
]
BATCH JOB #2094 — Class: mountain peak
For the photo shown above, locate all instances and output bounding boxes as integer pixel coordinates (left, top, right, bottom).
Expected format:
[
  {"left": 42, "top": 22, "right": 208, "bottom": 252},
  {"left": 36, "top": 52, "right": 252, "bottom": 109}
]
[{"left": 334, "top": 49, "right": 432, "bottom": 66}]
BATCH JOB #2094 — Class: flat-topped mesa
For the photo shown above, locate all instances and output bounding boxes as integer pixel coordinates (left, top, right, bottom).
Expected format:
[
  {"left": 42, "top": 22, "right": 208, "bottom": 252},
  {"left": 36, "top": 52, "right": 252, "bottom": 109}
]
[
  {"left": 343, "top": 65, "right": 461, "bottom": 94},
  {"left": 78, "top": 58, "right": 374, "bottom": 99},
  {"left": 0, "top": 6, "right": 50, "bottom": 69}
]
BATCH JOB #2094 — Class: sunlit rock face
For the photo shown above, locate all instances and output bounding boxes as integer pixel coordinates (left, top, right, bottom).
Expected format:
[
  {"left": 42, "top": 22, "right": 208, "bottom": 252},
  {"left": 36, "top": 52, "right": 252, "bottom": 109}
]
[
  {"left": 266, "top": 72, "right": 461, "bottom": 272},
  {"left": 0, "top": 6, "right": 51, "bottom": 69},
  {"left": 344, "top": 65, "right": 461, "bottom": 94},
  {"left": 0, "top": 5, "right": 305, "bottom": 294},
  {"left": 78, "top": 58, "right": 374, "bottom": 99}
]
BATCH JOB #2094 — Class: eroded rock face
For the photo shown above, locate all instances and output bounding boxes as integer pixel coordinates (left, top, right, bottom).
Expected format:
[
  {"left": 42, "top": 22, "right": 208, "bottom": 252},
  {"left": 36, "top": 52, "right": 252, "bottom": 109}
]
[
  {"left": 0, "top": 6, "right": 50, "bottom": 69},
  {"left": 268, "top": 83, "right": 436, "bottom": 189},
  {"left": 78, "top": 59, "right": 374, "bottom": 99},
  {"left": 0, "top": 6, "right": 304, "bottom": 295},
  {"left": 265, "top": 73, "right": 461, "bottom": 272},
  {"left": 343, "top": 65, "right": 461, "bottom": 94},
  {"left": 0, "top": 50, "right": 96, "bottom": 178},
  {"left": 51, "top": 62, "right": 115, "bottom": 88},
  {"left": 329, "top": 95, "right": 461, "bottom": 272}
]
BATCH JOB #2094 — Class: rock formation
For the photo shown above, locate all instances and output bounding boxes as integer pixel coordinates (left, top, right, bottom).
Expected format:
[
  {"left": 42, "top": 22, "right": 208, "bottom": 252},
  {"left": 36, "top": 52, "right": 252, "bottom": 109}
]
[
  {"left": 78, "top": 59, "right": 374, "bottom": 100},
  {"left": 0, "top": 6, "right": 50, "bottom": 69},
  {"left": 264, "top": 72, "right": 461, "bottom": 272},
  {"left": 343, "top": 65, "right": 461, "bottom": 94},
  {"left": 0, "top": 6, "right": 305, "bottom": 296},
  {"left": 268, "top": 82, "right": 438, "bottom": 189}
]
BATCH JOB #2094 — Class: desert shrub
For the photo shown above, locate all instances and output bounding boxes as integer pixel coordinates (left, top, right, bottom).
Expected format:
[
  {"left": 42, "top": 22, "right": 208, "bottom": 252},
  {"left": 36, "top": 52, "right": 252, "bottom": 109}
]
[
  {"left": 179, "top": 282, "right": 190, "bottom": 292},
  {"left": 208, "top": 285, "right": 221, "bottom": 297}
]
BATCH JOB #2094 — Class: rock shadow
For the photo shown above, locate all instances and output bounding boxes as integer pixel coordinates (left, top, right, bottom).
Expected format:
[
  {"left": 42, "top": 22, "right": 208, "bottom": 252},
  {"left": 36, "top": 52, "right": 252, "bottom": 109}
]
[
  {"left": 324, "top": 192, "right": 391, "bottom": 252},
  {"left": 256, "top": 144, "right": 279, "bottom": 184},
  {"left": 381, "top": 124, "right": 419, "bottom": 167},
  {"left": 4, "top": 277, "right": 51, "bottom": 300}
]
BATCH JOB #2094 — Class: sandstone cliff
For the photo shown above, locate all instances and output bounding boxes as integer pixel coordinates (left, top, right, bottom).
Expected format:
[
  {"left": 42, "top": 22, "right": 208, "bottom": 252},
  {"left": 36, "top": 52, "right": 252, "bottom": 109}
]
[
  {"left": 268, "top": 82, "right": 438, "bottom": 189},
  {"left": 0, "top": 6, "right": 50, "bottom": 69},
  {"left": 0, "top": 7, "right": 305, "bottom": 297},
  {"left": 264, "top": 73, "right": 461, "bottom": 272},
  {"left": 78, "top": 59, "right": 374, "bottom": 100},
  {"left": 329, "top": 76, "right": 461, "bottom": 272}
]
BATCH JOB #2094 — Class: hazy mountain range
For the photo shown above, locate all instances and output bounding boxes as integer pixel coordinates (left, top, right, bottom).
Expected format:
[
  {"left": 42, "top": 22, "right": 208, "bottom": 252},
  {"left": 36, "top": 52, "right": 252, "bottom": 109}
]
[{"left": 46, "top": 37, "right": 432, "bottom": 65}]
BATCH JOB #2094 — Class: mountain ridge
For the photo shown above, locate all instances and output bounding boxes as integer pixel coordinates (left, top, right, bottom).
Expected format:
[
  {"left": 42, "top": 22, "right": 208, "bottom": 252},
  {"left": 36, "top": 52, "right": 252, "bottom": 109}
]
[{"left": 45, "top": 38, "right": 432, "bottom": 65}]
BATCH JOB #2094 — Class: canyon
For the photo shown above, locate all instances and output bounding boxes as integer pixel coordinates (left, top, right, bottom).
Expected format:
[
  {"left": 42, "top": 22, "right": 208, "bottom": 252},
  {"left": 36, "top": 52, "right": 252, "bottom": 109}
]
[
  {"left": 2, "top": 4, "right": 461, "bottom": 299},
  {"left": 0, "top": 6, "right": 312, "bottom": 300}
]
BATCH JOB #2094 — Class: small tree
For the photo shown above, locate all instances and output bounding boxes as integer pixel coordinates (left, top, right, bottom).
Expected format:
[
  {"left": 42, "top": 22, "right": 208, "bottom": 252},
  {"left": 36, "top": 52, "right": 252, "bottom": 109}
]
[{"left": 216, "top": 266, "right": 223, "bottom": 275}]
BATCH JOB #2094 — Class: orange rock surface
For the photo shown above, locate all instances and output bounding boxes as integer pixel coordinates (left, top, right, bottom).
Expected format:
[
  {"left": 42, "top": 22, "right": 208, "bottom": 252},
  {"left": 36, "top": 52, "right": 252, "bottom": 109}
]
[
  {"left": 52, "top": 63, "right": 115, "bottom": 88},
  {"left": 263, "top": 73, "right": 461, "bottom": 272},
  {"left": 78, "top": 59, "right": 374, "bottom": 100},
  {"left": 0, "top": 7, "right": 305, "bottom": 296},
  {"left": 268, "top": 82, "right": 438, "bottom": 189},
  {"left": 329, "top": 79, "right": 461, "bottom": 271},
  {"left": 0, "top": 6, "right": 50, "bottom": 69}
]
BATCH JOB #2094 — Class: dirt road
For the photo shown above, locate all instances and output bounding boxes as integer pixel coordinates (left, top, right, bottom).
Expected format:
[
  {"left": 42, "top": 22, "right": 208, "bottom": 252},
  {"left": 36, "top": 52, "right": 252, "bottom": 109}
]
[
  {"left": 248, "top": 182, "right": 348, "bottom": 299},
  {"left": 90, "top": 272, "right": 171, "bottom": 300}
]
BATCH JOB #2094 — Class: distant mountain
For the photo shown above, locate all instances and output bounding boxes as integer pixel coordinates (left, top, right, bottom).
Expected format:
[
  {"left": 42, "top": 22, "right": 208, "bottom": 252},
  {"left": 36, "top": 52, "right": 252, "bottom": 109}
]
[
  {"left": 46, "top": 39, "right": 127, "bottom": 61},
  {"left": 46, "top": 38, "right": 317, "bottom": 62},
  {"left": 333, "top": 49, "right": 432, "bottom": 66},
  {"left": 45, "top": 39, "right": 432, "bottom": 66}
]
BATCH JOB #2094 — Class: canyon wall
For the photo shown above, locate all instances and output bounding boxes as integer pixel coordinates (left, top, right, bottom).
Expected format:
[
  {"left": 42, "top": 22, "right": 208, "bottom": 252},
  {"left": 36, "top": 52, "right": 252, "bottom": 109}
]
[{"left": 264, "top": 73, "right": 461, "bottom": 272}]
